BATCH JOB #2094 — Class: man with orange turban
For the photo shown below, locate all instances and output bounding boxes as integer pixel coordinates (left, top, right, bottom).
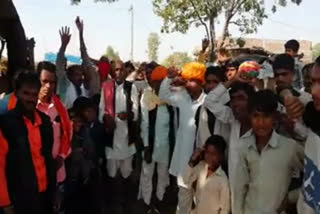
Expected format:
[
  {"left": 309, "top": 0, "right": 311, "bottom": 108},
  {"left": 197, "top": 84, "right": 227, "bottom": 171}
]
[
  {"left": 159, "top": 62, "right": 206, "bottom": 214},
  {"left": 138, "top": 65, "right": 175, "bottom": 213}
]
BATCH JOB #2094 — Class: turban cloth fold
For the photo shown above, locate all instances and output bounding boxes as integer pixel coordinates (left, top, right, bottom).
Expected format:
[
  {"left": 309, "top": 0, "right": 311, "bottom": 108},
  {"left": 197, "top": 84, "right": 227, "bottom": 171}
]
[
  {"left": 239, "top": 61, "right": 260, "bottom": 78},
  {"left": 180, "top": 62, "right": 206, "bottom": 85},
  {"left": 151, "top": 66, "right": 168, "bottom": 81}
]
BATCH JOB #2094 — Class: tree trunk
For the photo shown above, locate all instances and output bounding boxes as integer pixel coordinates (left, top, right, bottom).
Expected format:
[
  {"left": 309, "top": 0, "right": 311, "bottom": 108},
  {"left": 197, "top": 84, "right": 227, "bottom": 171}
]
[
  {"left": 0, "top": 0, "right": 28, "bottom": 83},
  {"left": 208, "top": 17, "right": 216, "bottom": 63}
]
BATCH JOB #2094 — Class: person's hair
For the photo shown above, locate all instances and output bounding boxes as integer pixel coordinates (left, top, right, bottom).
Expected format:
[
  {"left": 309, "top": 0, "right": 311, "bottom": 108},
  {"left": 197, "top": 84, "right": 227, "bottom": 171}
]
[
  {"left": 146, "top": 61, "right": 158, "bottom": 71},
  {"left": 72, "top": 96, "right": 95, "bottom": 115},
  {"left": 248, "top": 90, "right": 278, "bottom": 114},
  {"left": 15, "top": 70, "right": 41, "bottom": 91},
  {"left": 315, "top": 56, "right": 320, "bottom": 66},
  {"left": 37, "top": 61, "right": 56, "bottom": 74},
  {"left": 303, "top": 63, "right": 315, "bottom": 76},
  {"left": 285, "top": 39, "right": 300, "bottom": 53},
  {"left": 226, "top": 60, "right": 240, "bottom": 70},
  {"left": 204, "top": 135, "right": 227, "bottom": 156},
  {"left": 124, "top": 61, "right": 135, "bottom": 71},
  {"left": 205, "top": 66, "right": 226, "bottom": 82},
  {"left": 67, "top": 65, "right": 82, "bottom": 76},
  {"left": 273, "top": 54, "right": 295, "bottom": 72},
  {"left": 229, "top": 81, "right": 255, "bottom": 98}
]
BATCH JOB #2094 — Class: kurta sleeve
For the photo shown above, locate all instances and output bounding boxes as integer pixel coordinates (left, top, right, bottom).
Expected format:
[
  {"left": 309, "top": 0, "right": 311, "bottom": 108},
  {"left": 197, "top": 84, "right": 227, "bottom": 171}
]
[
  {"left": 159, "top": 77, "right": 187, "bottom": 108},
  {"left": 140, "top": 92, "right": 149, "bottom": 147},
  {"left": 182, "top": 163, "right": 202, "bottom": 187},
  {"left": 203, "top": 84, "right": 234, "bottom": 124},
  {"left": 219, "top": 178, "right": 231, "bottom": 214},
  {"left": 0, "top": 130, "right": 10, "bottom": 207}
]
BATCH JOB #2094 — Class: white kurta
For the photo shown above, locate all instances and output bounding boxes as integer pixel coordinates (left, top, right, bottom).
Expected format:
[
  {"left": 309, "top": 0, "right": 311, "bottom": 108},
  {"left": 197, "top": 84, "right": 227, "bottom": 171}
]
[
  {"left": 99, "top": 82, "right": 139, "bottom": 160},
  {"left": 159, "top": 78, "right": 205, "bottom": 188},
  {"left": 140, "top": 87, "right": 171, "bottom": 164},
  {"left": 183, "top": 163, "right": 231, "bottom": 214},
  {"left": 64, "top": 83, "right": 88, "bottom": 109}
]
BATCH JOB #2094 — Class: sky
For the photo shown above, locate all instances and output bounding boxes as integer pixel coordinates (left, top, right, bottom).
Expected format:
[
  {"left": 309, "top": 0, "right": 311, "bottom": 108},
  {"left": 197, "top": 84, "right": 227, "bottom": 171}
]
[{"left": 13, "top": 0, "right": 320, "bottom": 62}]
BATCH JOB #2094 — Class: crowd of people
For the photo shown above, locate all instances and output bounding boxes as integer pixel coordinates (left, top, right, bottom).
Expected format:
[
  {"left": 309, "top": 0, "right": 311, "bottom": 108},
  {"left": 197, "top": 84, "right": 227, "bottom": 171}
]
[{"left": 0, "top": 17, "right": 320, "bottom": 214}]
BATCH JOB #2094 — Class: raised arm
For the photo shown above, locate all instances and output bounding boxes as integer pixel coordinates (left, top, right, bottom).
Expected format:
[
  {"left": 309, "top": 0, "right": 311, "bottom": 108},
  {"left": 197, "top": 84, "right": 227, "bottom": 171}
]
[
  {"left": 56, "top": 26, "right": 71, "bottom": 80},
  {"left": 75, "top": 17, "right": 100, "bottom": 96},
  {"left": 0, "top": 40, "right": 5, "bottom": 61}
]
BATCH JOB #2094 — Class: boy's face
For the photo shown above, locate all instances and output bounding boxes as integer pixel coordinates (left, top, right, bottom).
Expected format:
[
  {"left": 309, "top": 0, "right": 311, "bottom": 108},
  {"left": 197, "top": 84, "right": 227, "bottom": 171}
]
[
  {"left": 311, "top": 66, "right": 320, "bottom": 111},
  {"left": 230, "top": 90, "right": 250, "bottom": 122},
  {"left": 251, "top": 110, "right": 274, "bottom": 138},
  {"left": 72, "top": 117, "right": 84, "bottom": 133},
  {"left": 274, "top": 68, "right": 294, "bottom": 89},
  {"left": 83, "top": 107, "right": 96, "bottom": 123},
  {"left": 205, "top": 74, "right": 220, "bottom": 93},
  {"left": 226, "top": 67, "right": 237, "bottom": 80},
  {"left": 285, "top": 48, "right": 297, "bottom": 57},
  {"left": 204, "top": 145, "right": 222, "bottom": 169}
]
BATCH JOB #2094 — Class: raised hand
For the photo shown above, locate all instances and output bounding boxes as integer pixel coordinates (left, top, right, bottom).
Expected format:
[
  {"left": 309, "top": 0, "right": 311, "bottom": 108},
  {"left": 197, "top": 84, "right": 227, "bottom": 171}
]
[
  {"left": 59, "top": 26, "right": 71, "bottom": 47},
  {"left": 75, "top": 16, "right": 84, "bottom": 33}
]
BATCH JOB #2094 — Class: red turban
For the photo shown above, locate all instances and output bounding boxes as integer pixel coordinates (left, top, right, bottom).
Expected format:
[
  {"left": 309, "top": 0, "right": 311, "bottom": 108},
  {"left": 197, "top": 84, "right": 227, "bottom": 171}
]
[{"left": 151, "top": 66, "right": 168, "bottom": 81}]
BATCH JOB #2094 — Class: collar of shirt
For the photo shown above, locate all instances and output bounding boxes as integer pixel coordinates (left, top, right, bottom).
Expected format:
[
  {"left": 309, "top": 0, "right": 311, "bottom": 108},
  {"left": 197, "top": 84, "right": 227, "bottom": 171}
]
[
  {"left": 205, "top": 163, "right": 224, "bottom": 177},
  {"left": 193, "top": 91, "right": 206, "bottom": 104},
  {"left": 248, "top": 130, "right": 279, "bottom": 151},
  {"left": 37, "top": 98, "right": 54, "bottom": 109}
]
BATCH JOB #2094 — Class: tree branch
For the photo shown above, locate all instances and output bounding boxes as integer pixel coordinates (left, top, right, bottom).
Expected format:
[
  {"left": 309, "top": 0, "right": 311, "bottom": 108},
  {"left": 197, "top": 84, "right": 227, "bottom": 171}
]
[{"left": 188, "top": 0, "right": 210, "bottom": 40}]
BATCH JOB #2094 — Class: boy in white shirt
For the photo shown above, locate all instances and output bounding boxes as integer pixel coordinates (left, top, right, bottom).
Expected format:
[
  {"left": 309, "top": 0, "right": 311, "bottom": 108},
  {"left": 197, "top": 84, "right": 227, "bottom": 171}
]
[{"left": 184, "top": 135, "right": 230, "bottom": 214}]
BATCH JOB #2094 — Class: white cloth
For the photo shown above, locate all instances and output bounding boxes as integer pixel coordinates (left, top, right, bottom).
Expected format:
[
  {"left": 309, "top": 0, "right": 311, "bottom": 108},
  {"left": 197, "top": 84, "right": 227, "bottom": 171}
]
[
  {"left": 64, "top": 83, "right": 88, "bottom": 109},
  {"left": 140, "top": 87, "right": 171, "bottom": 164},
  {"left": 159, "top": 77, "right": 205, "bottom": 188},
  {"left": 176, "top": 187, "right": 193, "bottom": 214},
  {"left": 234, "top": 131, "right": 304, "bottom": 214},
  {"left": 107, "top": 156, "right": 133, "bottom": 178},
  {"left": 138, "top": 160, "right": 169, "bottom": 205},
  {"left": 99, "top": 82, "right": 139, "bottom": 160},
  {"left": 195, "top": 91, "right": 230, "bottom": 148},
  {"left": 183, "top": 163, "right": 230, "bottom": 214}
]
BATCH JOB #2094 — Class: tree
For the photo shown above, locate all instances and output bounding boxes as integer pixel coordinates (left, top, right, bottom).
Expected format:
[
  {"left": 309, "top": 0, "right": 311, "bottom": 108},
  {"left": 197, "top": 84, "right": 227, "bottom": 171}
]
[
  {"left": 153, "top": 0, "right": 302, "bottom": 62},
  {"left": 313, "top": 43, "right": 320, "bottom": 60},
  {"left": 147, "top": 32, "right": 161, "bottom": 62},
  {"left": 105, "top": 46, "right": 120, "bottom": 61},
  {"left": 162, "top": 52, "right": 192, "bottom": 68}
]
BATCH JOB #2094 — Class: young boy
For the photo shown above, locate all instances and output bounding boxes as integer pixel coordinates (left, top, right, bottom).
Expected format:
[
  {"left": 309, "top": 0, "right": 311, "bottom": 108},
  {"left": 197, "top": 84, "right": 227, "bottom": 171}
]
[
  {"left": 234, "top": 90, "right": 304, "bottom": 214},
  {"left": 284, "top": 39, "right": 304, "bottom": 90},
  {"left": 183, "top": 135, "right": 230, "bottom": 214}
]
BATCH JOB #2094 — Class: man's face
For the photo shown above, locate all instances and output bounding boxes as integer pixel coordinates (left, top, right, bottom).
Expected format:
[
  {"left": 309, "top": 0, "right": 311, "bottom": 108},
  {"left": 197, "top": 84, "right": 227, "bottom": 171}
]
[
  {"left": 226, "top": 67, "right": 237, "bottom": 80},
  {"left": 145, "top": 68, "right": 153, "bottom": 85},
  {"left": 185, "top": 79, "right": 202, "bottom": 97},
  {"left": 230, "top": 90, "right": 249, "bottom": 122},
  {"left": 16, "top": 84, "right": 40, "bottom": 113},
  {"left": 251, "top": 111, "right": 274, "bottom": 138},
  {"left": 311, "top": 66, "right": 320, "bottom": 111},
  {"left": 70, "top": 69, "right": 84, "bottom": 87},
  {"left": 204, "top": 145, "right": 222, "bottom": 169},
  {"left": 274, "top": 68, "right": 294, "bottom": 89},
  {"left": 113, "top": 62, "right": 127, "bottom": 84},
  {"left": 39, "top": 70, "right": 56, "bottom": 99},
  {"left": 285, "top": 48, "right": 296, "bottom": 57},
  {"left": 205, "top": 74, "right": 220, "bottom": 93}
]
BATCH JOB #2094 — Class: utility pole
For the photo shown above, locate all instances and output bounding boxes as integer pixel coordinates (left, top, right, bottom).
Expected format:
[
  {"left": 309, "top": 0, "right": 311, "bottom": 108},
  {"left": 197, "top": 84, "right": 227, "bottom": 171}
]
[{"left": 129, "top": 4, "right": 134, "bottom": 61}]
